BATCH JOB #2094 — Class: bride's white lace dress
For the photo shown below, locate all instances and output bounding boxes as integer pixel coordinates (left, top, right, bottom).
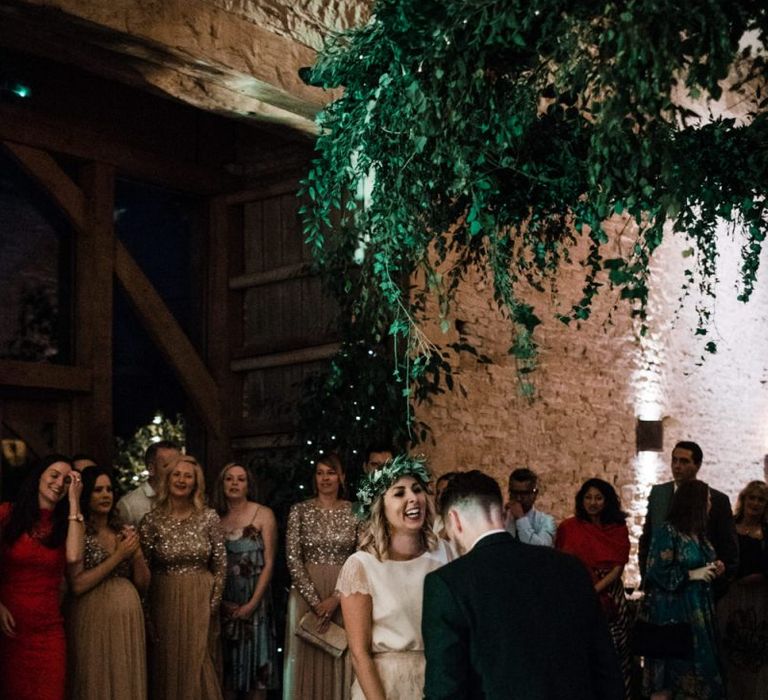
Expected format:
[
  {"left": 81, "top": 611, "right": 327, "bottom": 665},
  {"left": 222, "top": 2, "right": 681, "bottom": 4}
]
[{"left": 336, "top": 542, "right": 451, "bottom": 699}]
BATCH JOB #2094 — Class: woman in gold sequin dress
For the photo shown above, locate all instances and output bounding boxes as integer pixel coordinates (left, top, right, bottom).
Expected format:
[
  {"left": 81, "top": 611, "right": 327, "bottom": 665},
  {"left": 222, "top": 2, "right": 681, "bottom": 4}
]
[
  {"left": 283, "top": 453, "right": 358, "bottom": 700},
  {"left": 139, "top": 455, "right": 227, "bottom": 700},
  {"left": 67, "top": 467, "right": 150, "bottom": 700}
]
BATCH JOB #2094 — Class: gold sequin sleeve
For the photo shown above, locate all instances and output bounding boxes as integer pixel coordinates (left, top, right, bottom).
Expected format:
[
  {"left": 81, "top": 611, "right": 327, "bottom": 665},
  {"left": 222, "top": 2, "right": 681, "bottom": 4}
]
[
  {"left": 286, "top": 502, "right": 321, "bottom": 609},
  {"left": 138, "top": 510, "right": 157, "bottom": 569},
  {"left": 206, "top": 508, "right": 227, "bottom": 612}
]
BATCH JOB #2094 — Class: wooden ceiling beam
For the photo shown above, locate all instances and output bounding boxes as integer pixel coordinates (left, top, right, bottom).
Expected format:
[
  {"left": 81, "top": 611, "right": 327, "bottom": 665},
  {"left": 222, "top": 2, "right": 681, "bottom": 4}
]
[
  {"left": 2, "top": 140, "right": 87, "bottom": 232},
  {"left": 0, "top": 105, "right": 236, "bottom": 194}
]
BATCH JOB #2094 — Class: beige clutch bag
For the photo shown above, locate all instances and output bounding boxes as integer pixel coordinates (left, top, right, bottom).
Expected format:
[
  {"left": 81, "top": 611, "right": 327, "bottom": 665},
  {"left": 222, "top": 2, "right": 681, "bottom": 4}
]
[{"left": 296, "top": 611, "right": 348, "bottom": 658}]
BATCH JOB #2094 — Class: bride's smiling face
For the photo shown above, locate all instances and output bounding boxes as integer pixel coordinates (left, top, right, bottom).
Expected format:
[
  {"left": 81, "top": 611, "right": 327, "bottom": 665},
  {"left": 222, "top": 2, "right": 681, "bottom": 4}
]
[{"left": 383, "top": 476, "right": 426, "bottom": 534}]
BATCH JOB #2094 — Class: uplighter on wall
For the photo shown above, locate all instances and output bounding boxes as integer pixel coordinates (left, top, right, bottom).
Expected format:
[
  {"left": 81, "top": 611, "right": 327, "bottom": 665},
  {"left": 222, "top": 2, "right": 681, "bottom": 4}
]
[{"left": 636, "top": 419, "right": 663, "bottom": 453}]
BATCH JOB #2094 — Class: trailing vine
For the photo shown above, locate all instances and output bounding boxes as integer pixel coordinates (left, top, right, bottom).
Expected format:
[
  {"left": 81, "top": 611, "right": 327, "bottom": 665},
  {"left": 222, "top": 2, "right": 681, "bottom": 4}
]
[{"left": 297, "top": 0, "right": 767, "bottom": 395}]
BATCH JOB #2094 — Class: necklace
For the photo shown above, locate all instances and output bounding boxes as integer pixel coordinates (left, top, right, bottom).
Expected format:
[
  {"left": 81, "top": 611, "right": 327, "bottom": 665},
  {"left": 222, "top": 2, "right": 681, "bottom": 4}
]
[{"left": 739, "top": 523, "right": 763, "bottom": 538}]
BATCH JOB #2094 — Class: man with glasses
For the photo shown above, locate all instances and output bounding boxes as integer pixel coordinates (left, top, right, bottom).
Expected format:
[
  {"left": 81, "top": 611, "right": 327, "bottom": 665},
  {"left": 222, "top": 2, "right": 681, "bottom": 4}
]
[{"left": 504, "top": 467, "right": 556, "bottom": 547}]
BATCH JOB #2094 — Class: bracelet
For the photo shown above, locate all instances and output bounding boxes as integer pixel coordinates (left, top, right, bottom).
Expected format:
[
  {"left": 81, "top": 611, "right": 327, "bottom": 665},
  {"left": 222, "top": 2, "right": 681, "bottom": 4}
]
[{"left": 68, "top": 513, "right": 84, "bottom": 522}]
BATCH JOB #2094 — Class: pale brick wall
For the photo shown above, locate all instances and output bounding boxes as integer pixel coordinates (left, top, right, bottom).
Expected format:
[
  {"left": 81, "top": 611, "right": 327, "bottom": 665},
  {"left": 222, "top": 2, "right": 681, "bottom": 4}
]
[{"left": 416, "top": 222, "right": 768, "bottom": 584}]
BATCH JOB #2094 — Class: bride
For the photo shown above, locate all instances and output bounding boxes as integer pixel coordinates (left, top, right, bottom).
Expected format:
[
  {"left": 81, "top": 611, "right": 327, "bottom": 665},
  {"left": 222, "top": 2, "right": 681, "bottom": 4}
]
[{"left": 336, "top": 455, "right": 451, "bottom": 699}]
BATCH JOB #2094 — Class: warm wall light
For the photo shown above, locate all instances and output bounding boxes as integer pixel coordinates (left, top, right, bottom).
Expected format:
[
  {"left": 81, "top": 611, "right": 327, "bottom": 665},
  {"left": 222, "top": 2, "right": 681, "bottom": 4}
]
[{"left": 636, "top": 419, "right": 663, "bottom": 453}]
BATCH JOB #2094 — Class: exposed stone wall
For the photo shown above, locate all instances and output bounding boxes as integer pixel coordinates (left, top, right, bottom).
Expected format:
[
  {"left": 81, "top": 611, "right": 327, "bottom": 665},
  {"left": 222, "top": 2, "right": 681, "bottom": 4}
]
[
  {"left": 209, "top": 0, "right": 371, "bottom": 50},
  {"left": 416, "top": 223, "right": 768, "bottom": 583},
  {"left": 3, "top": 0, "right": 370, "bottom": 132}
]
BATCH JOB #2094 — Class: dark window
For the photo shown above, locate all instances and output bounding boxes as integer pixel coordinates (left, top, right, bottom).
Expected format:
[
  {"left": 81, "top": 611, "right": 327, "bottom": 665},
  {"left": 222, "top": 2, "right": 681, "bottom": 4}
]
[{"left": 0, "top": 148, "right": 73, "bottom": 363}]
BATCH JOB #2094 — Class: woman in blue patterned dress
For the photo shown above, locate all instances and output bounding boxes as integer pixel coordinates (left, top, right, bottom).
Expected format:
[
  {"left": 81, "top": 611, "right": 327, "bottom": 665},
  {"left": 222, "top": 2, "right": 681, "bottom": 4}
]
[
  {"left": 642, "top": 479, "right": 725, "bottom": 700},
  {"left": 214, "top": 463, "right": 278, "bottom": 700}
]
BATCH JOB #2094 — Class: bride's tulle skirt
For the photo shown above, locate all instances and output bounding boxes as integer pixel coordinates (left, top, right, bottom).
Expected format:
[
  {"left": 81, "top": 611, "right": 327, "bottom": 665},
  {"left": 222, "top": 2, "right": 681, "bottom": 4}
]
[{"left": 351, "top": 650, "right": 424, "bottom": 699}]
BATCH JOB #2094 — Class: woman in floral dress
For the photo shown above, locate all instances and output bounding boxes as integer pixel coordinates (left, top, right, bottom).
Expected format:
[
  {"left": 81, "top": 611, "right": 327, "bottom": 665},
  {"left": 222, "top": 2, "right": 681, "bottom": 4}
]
[
  {"left": 642, "top": 479, "right": 725, "bottom": 700},
  {"left": 214, "top": 462, "right": 278, "bottom": 700}
]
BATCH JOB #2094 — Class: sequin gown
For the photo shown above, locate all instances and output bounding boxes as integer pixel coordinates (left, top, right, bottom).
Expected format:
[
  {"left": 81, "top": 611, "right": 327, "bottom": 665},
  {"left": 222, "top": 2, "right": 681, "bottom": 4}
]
[
  {"left": 0, "top": 504, "right": 66, "bottom": 700},
  {"left": 139, "top": 507, "right": 226, "bottom": 700},
  {"left": 221, "top": 520, "right": 278, "bottom": 692},
  {"left": 67, "top": 529, "right": 147, "bottom": 700},
  {"left": 283, "top": 499, "right": 358, "bottom": 700}
]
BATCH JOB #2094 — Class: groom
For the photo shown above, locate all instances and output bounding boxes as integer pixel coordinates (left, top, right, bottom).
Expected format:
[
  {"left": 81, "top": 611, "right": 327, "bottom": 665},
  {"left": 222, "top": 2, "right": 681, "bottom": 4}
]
[{"left": 422, "top": 471, "right": 624, "bottom": 700}]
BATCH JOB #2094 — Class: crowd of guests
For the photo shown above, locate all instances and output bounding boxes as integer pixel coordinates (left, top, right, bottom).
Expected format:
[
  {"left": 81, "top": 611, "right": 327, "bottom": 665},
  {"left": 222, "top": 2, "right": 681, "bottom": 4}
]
[{"left": 0, "top": 438, "right": 766, "bottom": 699}]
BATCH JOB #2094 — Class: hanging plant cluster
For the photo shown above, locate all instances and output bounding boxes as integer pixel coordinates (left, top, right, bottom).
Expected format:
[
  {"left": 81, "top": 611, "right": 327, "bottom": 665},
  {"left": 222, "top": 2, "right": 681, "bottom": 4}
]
[{"left": 299, "top": 0, "right": 768, "bottom": 394}]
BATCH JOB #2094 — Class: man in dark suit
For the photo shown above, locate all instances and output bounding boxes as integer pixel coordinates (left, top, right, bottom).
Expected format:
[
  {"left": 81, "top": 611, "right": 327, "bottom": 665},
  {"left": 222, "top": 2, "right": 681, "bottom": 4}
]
[
  {"left": 638, "top": 440, "right": 738, "bottom": 593},
  {"left": 422, "top": 471, "right": 624, "bottom": 700}
]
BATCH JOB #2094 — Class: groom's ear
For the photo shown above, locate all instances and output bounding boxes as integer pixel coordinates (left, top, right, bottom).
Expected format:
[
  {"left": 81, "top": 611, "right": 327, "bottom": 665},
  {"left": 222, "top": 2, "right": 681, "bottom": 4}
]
[{"left": 447, "top": 508, "right": 463, "bottom": 534}]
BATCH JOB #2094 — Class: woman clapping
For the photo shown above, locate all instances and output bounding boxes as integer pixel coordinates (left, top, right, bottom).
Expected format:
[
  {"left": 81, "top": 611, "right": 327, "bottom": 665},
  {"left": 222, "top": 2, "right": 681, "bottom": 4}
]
[{"left": 67, "top": 467, "right": 149, "bottom": 700}]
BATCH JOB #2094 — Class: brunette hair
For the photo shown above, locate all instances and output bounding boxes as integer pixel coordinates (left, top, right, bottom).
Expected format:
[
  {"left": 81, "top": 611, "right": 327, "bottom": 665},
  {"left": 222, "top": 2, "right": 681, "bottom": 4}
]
[
  {"left": 313, "top": 452, "right": 348, "bottom": 499},
  {"left": 358, "top": 472, "right": 437, "bottom": 561},
  {"left": 154, "top": 455, "right": 207, "bottom": 513},
  {"left": 667, "top": 479, "right": 710, "bottom": 536},
  {"left": 575, "top": 478, "right": 627, "bottom": 525},
  {"left": 212, "top": 462, "right": 258, "bottom": 515},
  {"left": 79, "top": 467, "right": 121, "bottom": 532},
  {"left": 734, "top": 480, "right": 768, "bottom": 524},
  {"left": 2, "top": 454, "right": 73, "bottom": 548}
]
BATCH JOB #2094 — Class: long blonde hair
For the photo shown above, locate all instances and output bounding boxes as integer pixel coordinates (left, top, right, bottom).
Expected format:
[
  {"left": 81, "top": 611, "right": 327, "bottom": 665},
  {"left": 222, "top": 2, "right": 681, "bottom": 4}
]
[
  {"left": 358, "top": 476, "right": 438, "bottom": 561},
  {"left": 734, "top": 480, "right": 768, "bottom": 524},
  {"left": 155, "top": 454, "right": 207, "bottom": 513}
]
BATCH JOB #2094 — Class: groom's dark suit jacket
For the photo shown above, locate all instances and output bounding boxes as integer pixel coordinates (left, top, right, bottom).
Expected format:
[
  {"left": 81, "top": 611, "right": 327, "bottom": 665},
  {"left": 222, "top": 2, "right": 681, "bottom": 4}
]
[{"left": 422, "top": 532, "right": 624, "bottom": 700}]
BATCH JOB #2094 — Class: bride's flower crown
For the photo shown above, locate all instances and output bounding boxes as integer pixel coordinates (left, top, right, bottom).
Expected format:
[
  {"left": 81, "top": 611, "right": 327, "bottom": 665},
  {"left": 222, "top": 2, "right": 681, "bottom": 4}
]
[{"left": 353, "top": 454, "right": 431, "bottom": 520}]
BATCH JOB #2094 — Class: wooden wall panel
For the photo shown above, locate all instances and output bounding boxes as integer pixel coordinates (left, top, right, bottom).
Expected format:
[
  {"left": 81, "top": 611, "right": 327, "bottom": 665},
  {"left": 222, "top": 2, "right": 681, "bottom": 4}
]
[{"left": 226, "top": 176, "right": 341, "bottom": 456}]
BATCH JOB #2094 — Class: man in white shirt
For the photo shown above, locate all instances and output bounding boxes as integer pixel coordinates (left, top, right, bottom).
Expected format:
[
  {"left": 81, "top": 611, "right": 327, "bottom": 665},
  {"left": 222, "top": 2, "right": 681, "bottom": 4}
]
[
  {"left": 116, "top": 440, "right": 181, "bottom": 527},
  {"left": 504, "top": 467, "right": 556, "bottom": 546}
]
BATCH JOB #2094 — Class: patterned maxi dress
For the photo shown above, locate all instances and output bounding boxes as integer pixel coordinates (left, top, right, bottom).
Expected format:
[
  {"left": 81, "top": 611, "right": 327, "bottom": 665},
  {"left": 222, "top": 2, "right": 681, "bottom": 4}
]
[
  {"left": 642, "top": 522, "right": 725, "bottom": 699},
  {"left": 221, "top": 519, "right": 278, "bottom": 692},
  {"left": 67, "top": 529, "right": 147, "bottom": 700},
  {"left": 282, "top": 499, "right": 359, "bottom": 700}
]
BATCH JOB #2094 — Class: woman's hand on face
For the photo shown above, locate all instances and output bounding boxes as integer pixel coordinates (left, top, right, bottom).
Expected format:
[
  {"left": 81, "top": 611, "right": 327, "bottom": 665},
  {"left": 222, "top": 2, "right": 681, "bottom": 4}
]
[
  {"left": 0, "top": 602, "right": 16, "bottom": 638},
  {"left": 68, "top": 471, "right": 83, "bottom": 504}
]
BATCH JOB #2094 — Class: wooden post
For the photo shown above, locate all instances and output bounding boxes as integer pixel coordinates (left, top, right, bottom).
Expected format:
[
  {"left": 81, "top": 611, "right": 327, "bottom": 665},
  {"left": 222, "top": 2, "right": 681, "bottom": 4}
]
[
  {"left": 74, "top": 163, "right": 116, "bottom": 466},
  {"left": 204, "top": 195, "right": 235, "bottom": 475}
]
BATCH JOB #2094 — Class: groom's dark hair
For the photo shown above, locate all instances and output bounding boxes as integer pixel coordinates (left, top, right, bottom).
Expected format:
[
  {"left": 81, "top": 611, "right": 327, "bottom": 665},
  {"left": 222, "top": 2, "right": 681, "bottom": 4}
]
[{"left": 438, "top": 470, "right": 503, "bottom": 517}]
